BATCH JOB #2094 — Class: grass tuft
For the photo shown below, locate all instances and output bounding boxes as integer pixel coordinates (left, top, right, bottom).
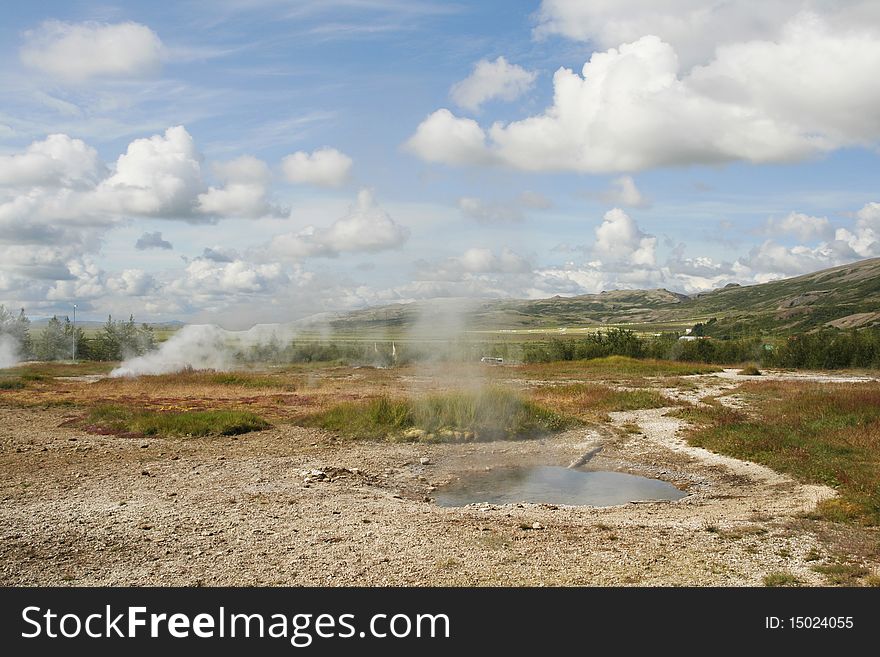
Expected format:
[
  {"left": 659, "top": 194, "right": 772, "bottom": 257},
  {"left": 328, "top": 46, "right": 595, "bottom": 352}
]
[
  {"left": 811, "top": 563, "right": 870, "bottom": 586},
  {"left": 0, "top": 379, "right": 25, "bottom": 390},
  {"left": 738, "top": 365, "right": 762, "bottom": 376},
  {"left": 763, "top": 571, "right": 801, "bottom": 587},
  {"left": 301, "top": 387, "right": 574, "bottom": 441},
  {"left": 83, "top": 405, "right": 270, "bottom": 437}
]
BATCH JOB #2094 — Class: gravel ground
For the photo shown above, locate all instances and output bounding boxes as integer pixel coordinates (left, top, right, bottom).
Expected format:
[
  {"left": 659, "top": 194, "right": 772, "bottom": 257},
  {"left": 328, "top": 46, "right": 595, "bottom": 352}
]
[{"left": 0, "top": 371, "right": 870, "bottom": 586}]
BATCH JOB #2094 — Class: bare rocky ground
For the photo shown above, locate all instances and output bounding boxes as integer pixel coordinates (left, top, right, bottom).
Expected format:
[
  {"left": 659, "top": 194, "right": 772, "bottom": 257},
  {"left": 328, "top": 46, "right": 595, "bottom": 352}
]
[{"left": 0, "top": 370, "right": 873, "bottom": 586}]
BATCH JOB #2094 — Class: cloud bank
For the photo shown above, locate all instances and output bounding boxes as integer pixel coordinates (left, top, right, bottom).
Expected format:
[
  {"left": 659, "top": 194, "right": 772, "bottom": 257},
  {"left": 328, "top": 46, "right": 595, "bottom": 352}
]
[{"left": 408, "top": 13, "right": 880, "bottom": 172}]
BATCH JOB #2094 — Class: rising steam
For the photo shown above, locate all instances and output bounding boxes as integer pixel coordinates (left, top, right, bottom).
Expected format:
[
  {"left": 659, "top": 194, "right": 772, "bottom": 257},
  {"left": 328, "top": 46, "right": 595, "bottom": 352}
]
[
  {"left": 0, "top": 334, "right": 19, "bottom": 369},
  {"left": 110, "top": 323, "right": 299, "bottom": 377}
]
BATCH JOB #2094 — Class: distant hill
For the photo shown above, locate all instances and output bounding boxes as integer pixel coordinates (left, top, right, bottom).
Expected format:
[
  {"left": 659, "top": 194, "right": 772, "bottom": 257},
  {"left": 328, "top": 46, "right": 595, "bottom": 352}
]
[
  {"left": 320, "top": 257, "right": 880, "bottom": 337},
  {"left": 28, "top": 318, "right": 185, "bottom": 330}
]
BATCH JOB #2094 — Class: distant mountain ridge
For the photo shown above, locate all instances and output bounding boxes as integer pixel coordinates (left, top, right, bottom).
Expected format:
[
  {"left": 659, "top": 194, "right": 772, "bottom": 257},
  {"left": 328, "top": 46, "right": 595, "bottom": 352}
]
[{"left": 319, "top": 257, "right": 880, "bottom": 337}]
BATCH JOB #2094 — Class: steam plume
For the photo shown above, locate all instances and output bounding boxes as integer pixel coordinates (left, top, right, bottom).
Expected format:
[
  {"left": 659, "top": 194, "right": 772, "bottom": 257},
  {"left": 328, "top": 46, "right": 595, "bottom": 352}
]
[
  {"left": 110, "top": 323, "right": 299, "bottom": 377},
  {"left": 0, "top": 334, "right": 19, "bottom": 369}
]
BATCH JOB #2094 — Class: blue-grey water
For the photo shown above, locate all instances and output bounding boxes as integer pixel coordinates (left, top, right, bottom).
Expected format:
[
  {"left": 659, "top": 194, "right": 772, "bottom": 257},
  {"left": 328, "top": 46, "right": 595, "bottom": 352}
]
[{"left": 434, "top": 465, "right": 685, "bottom": 507}]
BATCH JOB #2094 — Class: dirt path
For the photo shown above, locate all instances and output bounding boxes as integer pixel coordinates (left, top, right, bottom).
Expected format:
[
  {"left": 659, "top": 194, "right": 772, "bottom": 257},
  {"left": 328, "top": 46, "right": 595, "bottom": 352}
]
[{"left": 0, "top": 369, "right": 873, "bottom": 586}]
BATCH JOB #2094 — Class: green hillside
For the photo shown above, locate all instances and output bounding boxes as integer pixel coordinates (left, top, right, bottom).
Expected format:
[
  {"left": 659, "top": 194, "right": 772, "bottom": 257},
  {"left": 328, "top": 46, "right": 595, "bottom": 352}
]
[{"left": 322, "top": 257, "right": 880, "bottom": 337}]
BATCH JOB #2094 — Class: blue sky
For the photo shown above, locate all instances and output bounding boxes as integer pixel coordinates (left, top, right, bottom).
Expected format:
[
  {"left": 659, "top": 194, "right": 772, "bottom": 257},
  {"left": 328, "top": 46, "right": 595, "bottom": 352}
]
[{"left": 1, "top": 0, "right": 880, "bottom": 326}]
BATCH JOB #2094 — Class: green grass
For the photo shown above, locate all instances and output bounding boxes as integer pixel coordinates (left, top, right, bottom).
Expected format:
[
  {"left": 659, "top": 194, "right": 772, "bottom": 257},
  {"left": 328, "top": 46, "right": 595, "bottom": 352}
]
[
  {"left": 522, "top": 356, "right": 721, "bottom": 380},
  {"left": 203, "top": 372, "right": 288, "bottom": 388},
  {"left": 716, "top": 525, "right": 767, "bottom": 540},
  {"left": 811, "top": 563, "right": 870, "bottom": 586},
  {"left": 302, "top": 387, "right": 574, "bottom": 441},
  {"left": 0, "top": 379, "right": 25, "bottom": 390},
  {"left": 136, "top": 370, "right": 293, "bottom": 390},
  {"left": 763, "top": 571, "right": 801, "bottom": 587},
  {"left": 83, "top": 405, "right": 271, "bottom": 437},
  {"left": 676, "top": 381, "right": 880, "bottom": 525},
  {"left": 0, "top": 361, "right": 115, "bottom": 377}
]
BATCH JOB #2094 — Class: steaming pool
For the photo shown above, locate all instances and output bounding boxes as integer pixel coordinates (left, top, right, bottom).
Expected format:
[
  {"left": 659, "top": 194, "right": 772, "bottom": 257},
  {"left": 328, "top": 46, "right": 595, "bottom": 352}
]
[{"left": 434, "top": 465, "right": 686, "bottom": 507}]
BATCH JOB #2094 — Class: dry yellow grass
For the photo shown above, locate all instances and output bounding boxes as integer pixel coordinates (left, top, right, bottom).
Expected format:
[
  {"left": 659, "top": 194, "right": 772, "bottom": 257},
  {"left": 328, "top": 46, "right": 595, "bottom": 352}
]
[
  {"left": 530, "top": 382, "right": 680, "bottom": 422},
  {"left": 1, "top": 360, "right": 700, "bottom": 428}
]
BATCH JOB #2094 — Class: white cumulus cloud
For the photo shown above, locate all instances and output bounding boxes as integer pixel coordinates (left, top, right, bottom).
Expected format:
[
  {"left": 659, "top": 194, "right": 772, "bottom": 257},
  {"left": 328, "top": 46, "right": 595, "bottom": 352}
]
[
  {"left": 20, "top": 20, "right": 164, "bottom": 82},
  {"left": 0, "top": 134, "right": 103, "bottom": 188},
  {"left": 600, "top": 176, "right": 649, "bottom": 208},
  {"left": 416, "top": 247, "right": 532, "bottom": 282},
  {"left": 594, "top": 208, "right": 657, "bottom": 267},
  {"left": 404, "top": 109, "right": 493, "bottom": 166},
  {"left": 270, "top": 189, "right": 409, "bottom": 258},
  {"left": 173, "top": 259, "right": 288, "bottom": 296},
  {"left": 408, "top": 14, "right": 880, "bottom": 173},
  {"left": 198, "top": 155, "right": 277, "bottom": 218},
  {"left": 534, "top": 0, "right": 799, "bottom": 67},
  {"left": 835, "top": 202, "right": 880, "bottom": 257},
  {"left": 94, "top": 125, "right": 205, "bottom": 219},
  {"left": 281, "top": 147, "right": 352, "bottom": 187},
  {"left": 108, "top": 269, "right": 156, "bottom": 296},
  {"left": 765, "top": 212, "right": 833, "bottom": 242},
  {"left": 450, "top": 56, "right": 537, "bottom": 112}
]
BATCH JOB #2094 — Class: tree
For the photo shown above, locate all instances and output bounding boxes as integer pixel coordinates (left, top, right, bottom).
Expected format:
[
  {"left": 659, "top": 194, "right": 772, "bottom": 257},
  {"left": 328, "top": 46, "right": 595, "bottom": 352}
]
[
  {"left": 35, "top": 316, "right": 68, "bottom": 360},
  {"left": 93, "top": 314, "right": 155, "bottom": 360},
  {"left": 0, "top": 305, "right": 32, "bottom": 359},
  {"left": 63, "top": 317, "right": 91, "bottom": 361},
  {"left": 95, "top": 315, "right": 121, "bottom": 361}
]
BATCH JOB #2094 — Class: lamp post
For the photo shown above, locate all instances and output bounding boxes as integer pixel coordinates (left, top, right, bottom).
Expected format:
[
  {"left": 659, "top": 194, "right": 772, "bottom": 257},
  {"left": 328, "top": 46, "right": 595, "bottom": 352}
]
[{"left": 72, "top": 304, "right": 77, "bottom": 362}]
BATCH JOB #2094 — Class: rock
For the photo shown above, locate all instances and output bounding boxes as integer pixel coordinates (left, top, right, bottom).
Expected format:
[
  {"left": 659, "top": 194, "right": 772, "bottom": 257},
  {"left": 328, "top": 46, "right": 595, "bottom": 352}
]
[
  {"left": 419, "top": 457, "right": 431, "bottom": 466},
  {"left": 532, "top": 522, "right": 543, "bottom": 530}
]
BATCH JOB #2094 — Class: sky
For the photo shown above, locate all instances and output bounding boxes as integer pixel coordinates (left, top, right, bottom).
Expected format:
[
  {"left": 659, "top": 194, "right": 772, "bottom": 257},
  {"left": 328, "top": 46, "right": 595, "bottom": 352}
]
[{"left": 1, "top": 0, "right": 880, "bottom": 327}]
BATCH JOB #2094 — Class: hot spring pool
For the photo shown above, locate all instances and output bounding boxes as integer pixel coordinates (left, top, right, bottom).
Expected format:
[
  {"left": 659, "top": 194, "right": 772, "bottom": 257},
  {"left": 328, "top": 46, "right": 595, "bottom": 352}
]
[{"left": 434, "top": 465, "right": 685, "bottom": 507}]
